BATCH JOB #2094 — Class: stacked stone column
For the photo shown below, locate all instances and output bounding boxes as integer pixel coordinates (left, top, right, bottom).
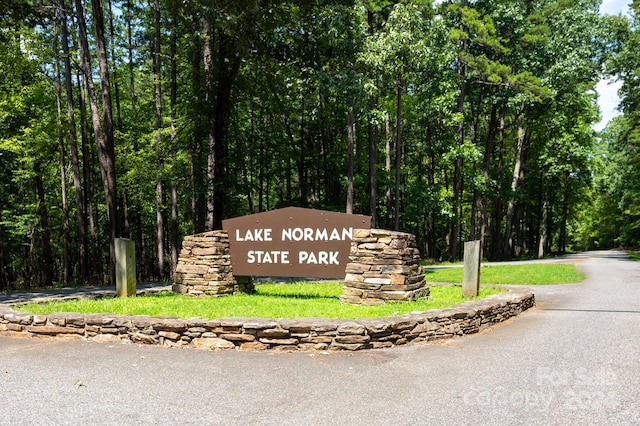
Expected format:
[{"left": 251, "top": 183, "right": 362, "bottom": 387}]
[
  {"left": 341, "top": 229, "right": 428, "bottom": 305},
  {"left": 172, "top": 231, "right": 254, "bottom": 296}
]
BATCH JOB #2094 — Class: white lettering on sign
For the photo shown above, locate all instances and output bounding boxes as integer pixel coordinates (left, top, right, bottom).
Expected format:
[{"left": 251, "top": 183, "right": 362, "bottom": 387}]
[
  {"left": 236, "top": 228, "right": 272, "bottom": 242},
  {"left": 281, "top": 227, "right": 352, "bottom": 242},
  {"left": 247, "top": 250, "right": 289, "bottom": 264},
  {"left": 298, "top": 251, "right": 339, "bottom": 265}
]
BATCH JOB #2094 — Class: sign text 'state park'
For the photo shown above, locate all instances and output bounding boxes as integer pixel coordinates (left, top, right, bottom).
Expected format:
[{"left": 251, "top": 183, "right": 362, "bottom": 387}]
[{"left": 222, "top": 207, "right": 371, "bottom": 279}]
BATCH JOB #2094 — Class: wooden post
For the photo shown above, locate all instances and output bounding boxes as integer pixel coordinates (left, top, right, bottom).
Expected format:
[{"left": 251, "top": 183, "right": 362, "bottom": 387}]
[
  {"left": 463, "top": 240, "right": 481, "bottom": 297},
  {"left": 116, "top": 238, "right": 136, "bottom": 297}
]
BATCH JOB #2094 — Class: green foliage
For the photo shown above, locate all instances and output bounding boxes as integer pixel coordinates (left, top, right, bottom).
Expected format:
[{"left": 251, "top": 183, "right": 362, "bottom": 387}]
[
  {"left": 0, "top": 17, "right": 61, "bottom": 287},
  {"left": 0, "top": 0, "right": 624, "bottom": 288},
  {"left": 580, "top": 115, "right": 640, "bottom": 248},
  {"left": 578, "top": 0, "right": 640, "bottom": 246}
]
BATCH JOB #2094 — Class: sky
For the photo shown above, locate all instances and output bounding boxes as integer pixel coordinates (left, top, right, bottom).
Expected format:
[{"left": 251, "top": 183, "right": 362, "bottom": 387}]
[{"left": 595, "top": 0, "right": 631, "bottom": 131}]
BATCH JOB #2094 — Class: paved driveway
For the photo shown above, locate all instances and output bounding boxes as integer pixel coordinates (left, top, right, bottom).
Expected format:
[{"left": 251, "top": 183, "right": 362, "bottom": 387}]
[{"left": 0, "top": 250, "right": 638, "bottom": 425}]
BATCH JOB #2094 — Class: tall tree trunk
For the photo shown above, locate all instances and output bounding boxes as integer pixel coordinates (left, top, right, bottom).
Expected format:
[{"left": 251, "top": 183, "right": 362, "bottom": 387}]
[
  {"left": 259, "top": 136, "right": 265, "bottom": 212},
  {"left": 110, "top": 0, "right": 126, "bottom": 240},
  {"left": 450, "top": 8, "right": 468, "bottom": 260},
  {"left": 34, "top": 161, "right": 54, "bottom": 287},
  {"left": 450, "top": 161, "right": 463, "bottom": 256},
  {"left": 91, "top": 0, "right": 118, "bottom": 283},
  {"left": 426, "top": 150, "right": 437, "bottom": 260},
  {"left": 286, "top": 135, "right": 292, "bottom": 203},
  {"left": 538, "top": 185, "right": 549, "bottom": 259},
  {"left": 493, "top": 110, "right": 506, "bottom": 260},
  {"left": 480, "top": 103, "right": 498, "bottom": 259},
  {"left": 559, "top": 172, "right": 570, "bottom": 253},
  {"left": 76, "top": 0, "right": 103, "bottom": 280},
  {"left": 190, "top": 14, "right": 206, "bottom": 233},
  {"left": 346, "top": 107, "right": 355, "bottom": 214},
  {"left": 169, "top": 3, "right": 179, "bottom": 279},
  {"left": 57, "top": 128, "right": 72, "bottom": 284},
  {"left": 308, "top": 123, "right": 318, "bottom": 206},
  {"left": 152, "top": 0, "right": 165, "bottom": 278},
  {"left": 470, "top": 188, "right": 478, "bottom": 241},
  {"left": 503, "top": 116, "right": 527, "bottom": 258},
  {"left": 125, "top": 0, "right": 139, "bottom": 246},
  {"left": 204, "top": 17, "right": 216, "bottom": 230},
  {"left": 203, "top": 22, "right": 239, "bottom": 227},
  {"left": 212, "top": 34, "right": 241, "bottom": 228},
  {"left": 201, "top": 21, "right": 241, "bottom": 229},
  {"left": 366, "top": 9, "right": 379, "bottom": 228},
  {"left": 320, "top": 100, "right": 330, "bottom": 208},
  {"left": 107, "top": 0, "right": 121, "bottom": 127},
  {"left": 385, "top": 112, "right": 392, "bottom": 229},
  {"left": 368, "top": 109, "right": 377, "bottom": 227},
  {"left": 246, "top": 105, "right": 256, "bottom": 213},
  {"left": 77, "top": 70, "right": 99, "bottom": 279},
  {"left": 299, "top": 98, "right": 307, "bottom": 205},
  {"left": 60, "top": 0, "right": 88, "bottom": 282},
  {"left": 0, "top": 217, "right": 7, "bottom": 290},
  {"left": 127, "top": 0, "right": 137, "bottom": 119},
  {"left": 394, "top": 76, "right": 403, "bottom": 231},
  {"left": 76, "top": 0, "right": 117, "bottom": 284},
  {"left": 77, "top": 0, "right": 117, "bottom": 283},
  {"left": 121, "top": 36, "right": 134, "bottom": 281},
  {"left": 156, "top": 173, "right": 165, "bottom": 279},
  {"left": 54, "top": 20, "right": 71, "bottom": 283}
]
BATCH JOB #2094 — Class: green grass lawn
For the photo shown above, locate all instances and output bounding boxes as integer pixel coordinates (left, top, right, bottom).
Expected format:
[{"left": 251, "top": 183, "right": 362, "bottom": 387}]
[
  {"left": 425, "top": 263, "right": 585, "bottom": 285},
  {"left": 15, "top": 263, "right": 584, "bottom": 320},
  {"left": 16, "top": 283, "right": 504, "bottom": 320}
]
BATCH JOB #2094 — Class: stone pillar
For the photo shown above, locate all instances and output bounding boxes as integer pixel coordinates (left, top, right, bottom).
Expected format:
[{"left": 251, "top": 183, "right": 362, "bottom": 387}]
[
  {"left": 462, "top": 240, "right": 481, "bottom": 297},
  {"left": 173, "top": 231, "right": 254, "bottom": 296},
  {"left": 115, "top": 238, "right": 136, "bottom": 297},
  {"left": 341, "top": 229, "right": 429, "bottom": 305}
]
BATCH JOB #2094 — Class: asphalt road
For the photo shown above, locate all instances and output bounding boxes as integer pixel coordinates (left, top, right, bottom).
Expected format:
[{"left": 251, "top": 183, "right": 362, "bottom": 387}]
[{"left": 1, "top": 250, "right": 638, "bottom": 425}]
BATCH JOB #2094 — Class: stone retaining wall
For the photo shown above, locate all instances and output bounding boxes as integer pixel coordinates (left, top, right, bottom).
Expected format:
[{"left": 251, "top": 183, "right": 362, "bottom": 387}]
[
  {"left": 0, "top": 288, "right": 534, "bottom": 351},
  {"left": 172, "top": 231, "right": 254, "bottom": 296},
  {"left": 342, "top": 229, "right": 428, "bottom": 304}
]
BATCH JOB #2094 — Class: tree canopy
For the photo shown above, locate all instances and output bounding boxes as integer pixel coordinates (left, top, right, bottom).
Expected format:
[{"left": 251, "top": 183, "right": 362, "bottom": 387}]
[{"left": 0, "top": 0, "right": 633, "bottom": 289}]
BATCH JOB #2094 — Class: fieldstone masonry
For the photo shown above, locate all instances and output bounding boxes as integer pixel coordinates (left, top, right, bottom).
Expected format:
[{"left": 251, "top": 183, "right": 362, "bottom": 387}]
[
  {"left": 0, "top": 287, "right": 535, "bottom": 351},
  {"left": 341, "top": 229, "right": 429, "bottom": 305},
  {"left": 172, "top": 231, "right": 254, "bottom": 296}
]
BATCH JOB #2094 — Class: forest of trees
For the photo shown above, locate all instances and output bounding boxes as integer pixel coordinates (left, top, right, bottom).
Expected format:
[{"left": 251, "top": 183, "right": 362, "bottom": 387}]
[{"left": 0, "top": 0, "right": 638, "bottom": 289}]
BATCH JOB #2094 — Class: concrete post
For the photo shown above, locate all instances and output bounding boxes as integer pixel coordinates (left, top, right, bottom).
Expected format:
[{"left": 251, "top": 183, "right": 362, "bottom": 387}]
[
  {"left": 116, "top": 238, "right": 136, "bottom": 297},
  {"left": 462, "top": 240, "right": 481, "bottom": 297}
]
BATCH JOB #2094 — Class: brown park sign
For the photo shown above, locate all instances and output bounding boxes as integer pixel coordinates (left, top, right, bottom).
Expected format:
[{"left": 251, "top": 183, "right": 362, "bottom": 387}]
[{"left": 222, "top": 207, "right": 371, "bottom": 278}]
